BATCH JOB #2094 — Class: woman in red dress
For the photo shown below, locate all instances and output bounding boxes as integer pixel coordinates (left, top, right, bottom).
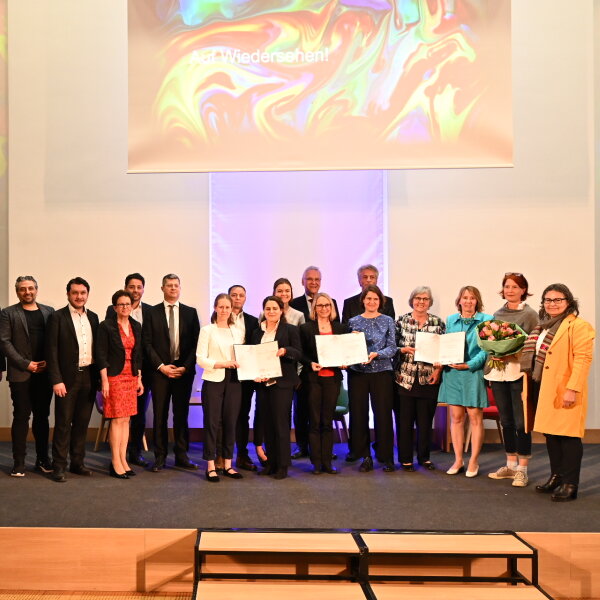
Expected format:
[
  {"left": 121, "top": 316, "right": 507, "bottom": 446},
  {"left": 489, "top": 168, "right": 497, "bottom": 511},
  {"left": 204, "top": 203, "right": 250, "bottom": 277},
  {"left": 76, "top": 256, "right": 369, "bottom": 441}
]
[{"left": 97, "top": 290, "right": 143, "bottom": 479}]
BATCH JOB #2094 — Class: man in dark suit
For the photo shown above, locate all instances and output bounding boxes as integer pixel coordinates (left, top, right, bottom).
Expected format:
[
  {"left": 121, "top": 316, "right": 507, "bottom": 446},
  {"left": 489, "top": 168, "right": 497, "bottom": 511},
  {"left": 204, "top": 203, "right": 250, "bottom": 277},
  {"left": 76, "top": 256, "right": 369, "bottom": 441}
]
[
  {"left": 289, "top": 266, "right": 340, "bottom": 459},
  {"left": 289, "top": 265, "right": 340, "bottom": 321},
  {"left": 227, "top": 284, "right": 259, "bottom": 471},
  {"left": 143, "top": 274, "right": 200, "bottom": 472},
  {"left": 105, "top": 272, "right": 152, "bottom": 467},
  {"left": 0, "top": 276, "right": 55, "bottom": 476},
  {"left": 46, "top": 277, "right": 99, "bottom": 482},
  {"left": 342, "top": 264, "right": 396, "bottom": 323}
]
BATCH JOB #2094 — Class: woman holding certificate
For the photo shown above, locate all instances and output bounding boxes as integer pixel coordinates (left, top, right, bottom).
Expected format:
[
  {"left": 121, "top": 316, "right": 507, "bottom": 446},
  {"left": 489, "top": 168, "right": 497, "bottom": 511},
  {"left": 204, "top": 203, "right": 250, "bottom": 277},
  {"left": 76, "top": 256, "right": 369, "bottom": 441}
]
[
  {"left": 438, "top": 286, "right": 493, "bottom": 478},
  {"left": 520, "top": 284, "right": 594, "bottom": 502},
  {"left": 196, "top": 293, "right": 244, "bottom": 483},
  {"left": 394, "top": 286, "right": 445, "bottom": 471},
  {"left": 300, "top": 293, "right": 349, "bottom": 475},
  {"left": 251, "top": 295, "right": 302, "bottom": 480},
  {"left": 485, "top": 273, "right": 539, "bottom": 488},
  {"left": 347, "top": 285, "right": 397, "bottom": 473}
]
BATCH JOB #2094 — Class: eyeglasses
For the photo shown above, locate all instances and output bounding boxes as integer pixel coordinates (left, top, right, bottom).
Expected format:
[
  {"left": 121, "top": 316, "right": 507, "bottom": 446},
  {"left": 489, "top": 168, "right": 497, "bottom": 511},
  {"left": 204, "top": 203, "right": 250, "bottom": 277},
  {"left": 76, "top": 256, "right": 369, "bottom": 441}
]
[
  {"left": 413, "top": 297, "right": 431, "bottom": 303},
  {"left": 116, "top": 303, "right": 132, "bottom": 308},
  {"left": 543, "top": 298, "right": 566, "bottom": 305},
  {"left": 315, "top": 303, "right": 331, "bottom": 309},
  {"left": 505, "top": 272, "right": 523, "bottom": 277}
]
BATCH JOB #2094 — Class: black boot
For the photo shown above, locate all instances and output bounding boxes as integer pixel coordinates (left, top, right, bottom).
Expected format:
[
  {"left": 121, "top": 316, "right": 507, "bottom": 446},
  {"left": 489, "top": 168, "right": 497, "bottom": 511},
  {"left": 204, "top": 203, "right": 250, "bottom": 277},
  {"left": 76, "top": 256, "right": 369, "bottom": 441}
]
[
  {"left": 535, "top": 474, "right": 561, "bottom": 493},
  {"left": 551, "top": 484, "right": 578, "bottom": 502}
]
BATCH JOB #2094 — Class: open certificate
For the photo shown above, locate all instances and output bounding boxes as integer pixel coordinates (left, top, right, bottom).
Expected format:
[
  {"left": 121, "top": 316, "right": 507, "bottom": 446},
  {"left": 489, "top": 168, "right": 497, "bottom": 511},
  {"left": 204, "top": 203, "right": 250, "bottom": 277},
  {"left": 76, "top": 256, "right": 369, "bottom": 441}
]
[
  {"left": 414, "top": 331, "right": 466, "bottom": 365},
  {"left": 234, "top": 341, "right": 282, "bottom": 381},
  {"left": 315, "top": 332, "right": 369, "bottom": 367}
]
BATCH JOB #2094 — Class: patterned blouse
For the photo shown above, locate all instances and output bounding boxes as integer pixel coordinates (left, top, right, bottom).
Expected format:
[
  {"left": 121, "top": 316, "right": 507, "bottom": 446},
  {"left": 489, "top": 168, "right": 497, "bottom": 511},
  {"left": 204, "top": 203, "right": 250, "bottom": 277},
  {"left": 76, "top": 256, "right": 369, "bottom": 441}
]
[
  {"left": 348, "top": 314, "right": 397, "bottom": 373},
  {"left": 395, "top": 312, "right": 445, "bottom": 390}
]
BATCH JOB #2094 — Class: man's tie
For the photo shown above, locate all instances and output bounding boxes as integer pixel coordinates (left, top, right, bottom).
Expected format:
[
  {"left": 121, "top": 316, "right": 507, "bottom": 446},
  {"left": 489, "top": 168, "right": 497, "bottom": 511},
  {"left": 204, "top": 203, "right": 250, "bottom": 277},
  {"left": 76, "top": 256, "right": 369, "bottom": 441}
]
[{"left": 168, "top": 304, "right": 176, "bottom": 361}]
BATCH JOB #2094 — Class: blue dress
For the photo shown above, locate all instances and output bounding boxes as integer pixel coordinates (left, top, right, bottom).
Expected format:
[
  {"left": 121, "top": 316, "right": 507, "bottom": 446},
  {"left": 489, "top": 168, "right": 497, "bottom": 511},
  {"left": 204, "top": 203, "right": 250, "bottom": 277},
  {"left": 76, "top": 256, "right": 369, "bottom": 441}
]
[{"left": 438, "top": 312, "right": 493, "bottom": 408}]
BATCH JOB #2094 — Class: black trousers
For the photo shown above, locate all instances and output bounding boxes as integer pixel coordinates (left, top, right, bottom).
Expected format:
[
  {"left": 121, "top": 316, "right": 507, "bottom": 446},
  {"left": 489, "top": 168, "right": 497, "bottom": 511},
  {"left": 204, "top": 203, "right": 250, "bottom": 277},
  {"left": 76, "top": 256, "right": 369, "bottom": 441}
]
[
  {"left": 348, "top": 370, "right": 394, "bottom": 462},
  {"left": 307, "top": 376, "right": 340, "bottom": 468},
  {"left": 394, "top": 392, "right": 437, "bottom": 464},
  {"left": 293, "top": 383, "right": 310, "bottom": 451},
  {"left": 9, "top": 373, "right": 53, "bottom": 463},
  {"left": 235, "top": 380, "right": 256, "bottom": 458},
  {"left": 52, "top": 368, "right": 95, "bottom": 470},
  {"left": 545, "top": 434, "right": 583, "bottom": 486},
  {"left": 202, "top": 370, "right": 241, "bottom": 461},
  {"left": 128, "top": 371, "right": 151, "bottom": 458},
  {"left": 151, "top": 372, "right": 194, "bottom": 461},
  {"left": 259, "top": 384, "right": 293, "bottom": 469},
  {"left": 253, "top": 389, "right": 265, "bottom": 448}
]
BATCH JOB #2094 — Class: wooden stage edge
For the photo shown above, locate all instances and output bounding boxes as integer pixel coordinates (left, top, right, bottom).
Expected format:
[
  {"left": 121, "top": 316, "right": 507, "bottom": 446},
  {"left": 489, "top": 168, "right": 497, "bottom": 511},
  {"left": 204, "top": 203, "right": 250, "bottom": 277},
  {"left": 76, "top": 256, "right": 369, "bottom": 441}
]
[{"left": 0, "top": 528, "right": 599, "bottom": 598}]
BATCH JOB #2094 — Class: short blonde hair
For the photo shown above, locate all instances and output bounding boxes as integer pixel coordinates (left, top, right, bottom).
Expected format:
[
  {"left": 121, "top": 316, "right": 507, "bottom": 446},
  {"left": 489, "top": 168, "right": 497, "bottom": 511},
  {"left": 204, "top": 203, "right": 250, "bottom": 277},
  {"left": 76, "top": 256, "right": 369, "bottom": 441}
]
[{"left": 310, "top": 292, "right": 337, "bottom": 322}]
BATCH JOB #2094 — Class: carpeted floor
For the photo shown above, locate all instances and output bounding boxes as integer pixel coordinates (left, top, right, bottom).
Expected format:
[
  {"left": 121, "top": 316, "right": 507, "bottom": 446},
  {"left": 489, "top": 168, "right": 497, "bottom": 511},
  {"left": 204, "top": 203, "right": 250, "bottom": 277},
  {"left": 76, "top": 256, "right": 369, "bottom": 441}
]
[{"left": 0, "top": 442, "right": 598, "bottom": 532}]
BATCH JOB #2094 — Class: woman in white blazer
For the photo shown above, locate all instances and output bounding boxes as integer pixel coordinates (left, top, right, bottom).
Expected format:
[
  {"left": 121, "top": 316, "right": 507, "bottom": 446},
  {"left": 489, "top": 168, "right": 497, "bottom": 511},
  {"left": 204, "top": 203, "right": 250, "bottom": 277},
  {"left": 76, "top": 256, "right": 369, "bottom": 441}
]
[{"left": 197, "top": 293, "right": 244, "bottom": 482}]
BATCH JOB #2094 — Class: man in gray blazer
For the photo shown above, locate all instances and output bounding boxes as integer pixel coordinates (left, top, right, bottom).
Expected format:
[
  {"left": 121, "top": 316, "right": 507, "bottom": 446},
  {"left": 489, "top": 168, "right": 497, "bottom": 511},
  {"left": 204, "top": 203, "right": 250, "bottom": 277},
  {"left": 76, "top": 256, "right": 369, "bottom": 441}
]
[{"left": 0, "top": 276, "right": 55, "bottom": 476}]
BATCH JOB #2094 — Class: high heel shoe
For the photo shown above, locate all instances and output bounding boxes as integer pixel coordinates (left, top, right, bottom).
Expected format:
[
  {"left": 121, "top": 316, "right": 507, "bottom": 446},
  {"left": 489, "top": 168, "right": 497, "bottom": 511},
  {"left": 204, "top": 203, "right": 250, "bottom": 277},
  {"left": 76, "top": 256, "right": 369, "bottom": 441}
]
[
  {"left": 536, "top": 474, "right": 561, "bottom": 493},
  {"left": 109, "top": 463, "right": 129, "bottom": 479},
  {"left": 446, "top": 464, "right": 464, "bottom": 475},
  {"left": 465, "top": 466, "right": 479, "bottom": 478},
  {"left": 551, "top": 483, "right": 578, "bottom": 502}
]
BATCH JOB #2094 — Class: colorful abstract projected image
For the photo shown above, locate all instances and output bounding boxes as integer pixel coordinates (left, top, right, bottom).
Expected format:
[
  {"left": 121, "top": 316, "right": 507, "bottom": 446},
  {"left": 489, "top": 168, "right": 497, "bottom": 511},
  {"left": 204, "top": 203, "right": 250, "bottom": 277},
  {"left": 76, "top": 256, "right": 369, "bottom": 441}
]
[{"left": 128, "top": 0, "right": 512, "bottom": 173}]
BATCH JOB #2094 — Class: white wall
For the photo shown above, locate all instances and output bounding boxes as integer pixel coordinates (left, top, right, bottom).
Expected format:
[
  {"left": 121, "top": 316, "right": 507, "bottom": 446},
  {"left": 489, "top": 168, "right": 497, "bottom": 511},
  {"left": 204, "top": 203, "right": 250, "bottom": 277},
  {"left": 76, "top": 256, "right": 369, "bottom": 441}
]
[{"left": 3, "top": 0, "right": 598, "bottom": 428}]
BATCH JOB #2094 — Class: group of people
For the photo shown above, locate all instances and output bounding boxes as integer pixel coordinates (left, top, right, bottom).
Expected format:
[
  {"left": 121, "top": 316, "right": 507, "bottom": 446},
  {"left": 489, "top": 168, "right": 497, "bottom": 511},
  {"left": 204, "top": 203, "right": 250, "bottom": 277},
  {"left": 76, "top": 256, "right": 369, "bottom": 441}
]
[{"left": 0, "top": 266, "right": 594, "bottom": 501}]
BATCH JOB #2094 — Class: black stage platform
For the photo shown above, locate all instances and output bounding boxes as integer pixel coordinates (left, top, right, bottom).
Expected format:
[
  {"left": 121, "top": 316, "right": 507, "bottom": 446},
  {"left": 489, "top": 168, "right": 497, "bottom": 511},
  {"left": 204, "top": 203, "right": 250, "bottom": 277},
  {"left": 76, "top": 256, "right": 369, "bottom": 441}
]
[{"left": 0, "top": 442, "right": 598, "bottom": 532}]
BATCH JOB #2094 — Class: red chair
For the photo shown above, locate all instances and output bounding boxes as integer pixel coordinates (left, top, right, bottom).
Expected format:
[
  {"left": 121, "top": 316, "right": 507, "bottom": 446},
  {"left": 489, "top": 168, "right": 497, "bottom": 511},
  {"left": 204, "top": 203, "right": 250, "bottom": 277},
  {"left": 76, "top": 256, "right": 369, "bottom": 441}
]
[{"left": 464, "top": 386, "right": 504, "bottom": 452}]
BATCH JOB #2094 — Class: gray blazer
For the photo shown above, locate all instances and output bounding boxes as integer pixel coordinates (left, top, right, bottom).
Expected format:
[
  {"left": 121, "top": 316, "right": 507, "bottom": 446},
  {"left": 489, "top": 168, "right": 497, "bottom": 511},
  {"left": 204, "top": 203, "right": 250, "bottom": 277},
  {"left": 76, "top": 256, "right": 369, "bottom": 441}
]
[{"left": 0, "top": 303, "right": 55, "bottom": 382}]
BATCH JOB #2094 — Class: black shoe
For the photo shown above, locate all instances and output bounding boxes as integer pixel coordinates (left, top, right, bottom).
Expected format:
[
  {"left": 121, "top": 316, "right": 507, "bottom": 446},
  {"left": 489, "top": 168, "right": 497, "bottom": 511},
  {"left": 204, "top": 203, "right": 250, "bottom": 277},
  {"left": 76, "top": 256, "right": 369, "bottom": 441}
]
[
  {"left": 322, "top": 465, "right": 338, "bottom": 475},
  {"left": 536, "top": 474, "right": 561, "bottom": 493},
  {"left": 35, "top": 457, "right": 53, "bottom": 473},
  {"left": 128, "top": 455, "right": 149, "bottom": 468},
  {"left": 419, "top": 461, "right": 436, "bottom": 471},
  {"left": 205, "top": 469, "right": 220, "bottom": 482},
  {"left": 401, "top": 463, "right": 415, "bottom": 472},
  {"left": 52, "top": 469, "right": 67, "bottom": 483},
  {"left": 69, "top": 465, "right": 92, "bottom": 476},
  {"left": 175, "top": 459, "right": 199, "bottom": 470},
  {"left": 359, "top": 457, "right": 373, "bottom": 472},
  {"left": 151, "top": 459, "right": 165, "bottom": 472},
  {"left": 345, "top": 452, "right": 357, "bottom": 463},
  {"left": 258, "top": 465, "right": 273, "bottom": 476},
  {"left": 291, "top": 448, "right": 309, "bottom": 459},
  {"left": 223, "top": 467, "right": 243, "bottom": 479},
  {"left": 384, "top": 462, "right": 397, "bottom": 472},
  {"left": 109, "top": 463, "right": 129, "bottom": 479},
  {"left": 126, "top": 469, "right": 137, "bottom": 476},
  {"left": 273, "top": 467, "right": 288, "bottom": 480},
  {"left": 551, "top": 483, "right": 578, "bottom": 502},
  {"left": 10, "top": 463, "right": 25, "bottom": 477},
  {"left": 236, "top": 457, "right": 257, "bottom": 472},
  {"left": 312, "top": 467, "right": 323, "bottom": 475}
]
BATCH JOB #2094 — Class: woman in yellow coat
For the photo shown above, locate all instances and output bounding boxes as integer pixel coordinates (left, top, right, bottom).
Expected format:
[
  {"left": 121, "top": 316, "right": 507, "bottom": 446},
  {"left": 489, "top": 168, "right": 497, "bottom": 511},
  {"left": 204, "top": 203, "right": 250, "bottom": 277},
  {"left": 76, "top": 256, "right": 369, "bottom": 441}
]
[{"left": 520, "top": 283, "right": 595, "bottom": 502}]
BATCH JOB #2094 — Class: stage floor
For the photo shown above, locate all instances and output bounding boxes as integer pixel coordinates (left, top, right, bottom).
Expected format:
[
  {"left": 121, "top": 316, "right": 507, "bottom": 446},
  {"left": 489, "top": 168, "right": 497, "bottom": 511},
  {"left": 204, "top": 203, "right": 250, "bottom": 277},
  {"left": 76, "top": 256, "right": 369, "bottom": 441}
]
[{"left": 0, "top": 442, "right": 598, "bottom": 532}]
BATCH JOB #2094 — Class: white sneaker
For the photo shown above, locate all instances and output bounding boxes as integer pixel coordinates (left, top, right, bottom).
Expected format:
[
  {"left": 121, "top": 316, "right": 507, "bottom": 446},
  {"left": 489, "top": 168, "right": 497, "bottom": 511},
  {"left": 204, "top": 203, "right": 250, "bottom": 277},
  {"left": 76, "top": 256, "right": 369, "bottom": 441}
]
[
  {"left": 488, "top": 465, "right": 516, "bottom": 480},
  {"left": 512, "top": 470, "right": 528, "bottom": 487}
]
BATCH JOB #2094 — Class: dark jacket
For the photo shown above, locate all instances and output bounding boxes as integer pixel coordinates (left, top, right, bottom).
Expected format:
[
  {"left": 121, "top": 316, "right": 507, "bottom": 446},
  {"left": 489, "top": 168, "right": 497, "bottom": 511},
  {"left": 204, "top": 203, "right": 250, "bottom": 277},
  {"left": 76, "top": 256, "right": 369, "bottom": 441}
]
[
  {"left": 299, "top": 320, "right": 349, "bottom": 383},
  {"left": 96, "top": 317, "right": 143, "bottom": 377},
  {"left": 45, "top": 306, "right": 100, "bottom": 388},
  {"left": 342, "top": 293, "right": 395, "bottom": 323},
  {"left": 251, "top": 321, "right": 302, "bottom": 388},
  {"left": 0, "top": 303, "right": 55, "bottom": 382}
]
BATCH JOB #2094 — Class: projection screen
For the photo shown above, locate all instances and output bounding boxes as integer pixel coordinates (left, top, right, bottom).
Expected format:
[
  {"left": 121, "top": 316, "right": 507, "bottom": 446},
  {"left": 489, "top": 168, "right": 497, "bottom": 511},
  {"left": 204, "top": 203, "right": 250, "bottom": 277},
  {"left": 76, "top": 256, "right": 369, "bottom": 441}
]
[{"left": 128, "top": 0, "right": 512, "bottom": 173}]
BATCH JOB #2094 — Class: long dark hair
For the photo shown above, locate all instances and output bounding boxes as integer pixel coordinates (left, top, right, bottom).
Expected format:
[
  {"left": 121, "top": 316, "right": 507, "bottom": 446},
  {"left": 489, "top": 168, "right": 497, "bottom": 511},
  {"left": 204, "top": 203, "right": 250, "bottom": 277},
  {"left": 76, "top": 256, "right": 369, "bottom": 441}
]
[
  {"left": 539, "top": 283, "right": 579, "bottom": 319},
  {"left": 260, "top": 295, "right": 287, "bottom": 324}
]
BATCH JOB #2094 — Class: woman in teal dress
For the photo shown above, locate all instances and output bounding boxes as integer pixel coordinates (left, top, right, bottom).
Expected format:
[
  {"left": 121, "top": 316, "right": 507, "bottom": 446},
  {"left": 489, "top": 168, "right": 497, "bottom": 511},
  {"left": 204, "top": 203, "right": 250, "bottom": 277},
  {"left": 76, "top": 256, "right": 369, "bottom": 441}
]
[{"left": 438, "top": 286, "right": 493, "bottom": 478}]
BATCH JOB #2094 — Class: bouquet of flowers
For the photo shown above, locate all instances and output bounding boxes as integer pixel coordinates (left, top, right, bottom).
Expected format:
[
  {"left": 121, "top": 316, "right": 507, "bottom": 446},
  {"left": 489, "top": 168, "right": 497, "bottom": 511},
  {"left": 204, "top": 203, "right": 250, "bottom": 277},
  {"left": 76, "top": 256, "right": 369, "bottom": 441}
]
[{"left": 476, "top": 320, "right": 527, "bottom": 371}]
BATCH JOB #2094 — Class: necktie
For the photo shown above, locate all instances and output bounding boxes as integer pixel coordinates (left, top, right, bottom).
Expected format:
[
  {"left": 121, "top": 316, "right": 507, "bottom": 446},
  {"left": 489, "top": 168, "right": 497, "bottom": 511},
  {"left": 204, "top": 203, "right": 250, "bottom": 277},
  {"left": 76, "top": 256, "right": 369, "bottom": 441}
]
[{"left": 168, "top": 304, "right": 176, "bottom": 361}]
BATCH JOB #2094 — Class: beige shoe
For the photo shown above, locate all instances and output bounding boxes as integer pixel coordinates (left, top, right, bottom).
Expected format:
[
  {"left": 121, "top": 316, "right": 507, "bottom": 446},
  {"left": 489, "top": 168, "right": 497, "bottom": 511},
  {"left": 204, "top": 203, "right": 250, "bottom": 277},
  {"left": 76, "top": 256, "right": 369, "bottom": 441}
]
[
  {"left": 488, "top": 465, "right": 516, "bottom": 480},
  {"left": 512, "top": 470, "right": 528, "bottom": 487}
]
